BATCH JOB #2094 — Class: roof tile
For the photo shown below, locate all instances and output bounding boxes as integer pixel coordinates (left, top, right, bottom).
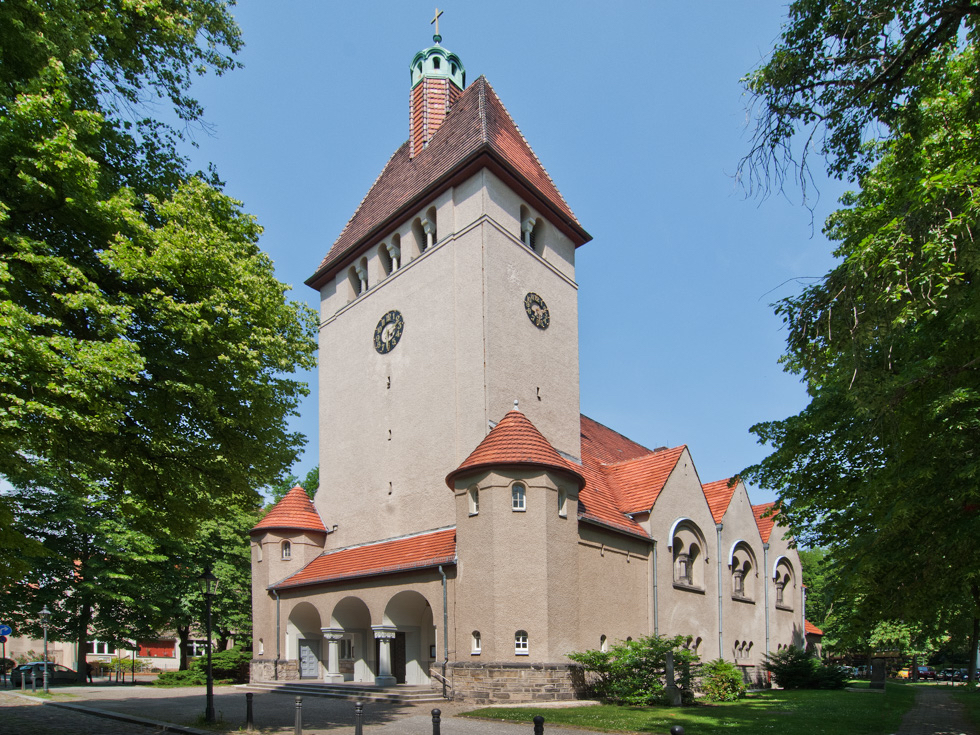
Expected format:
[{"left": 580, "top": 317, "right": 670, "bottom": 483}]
[
  {"left": 752, "top": 502, "right": 778, "bottom": 543},
  {"left": 446, "top": 408, "right": 585, "bottom": 488},
  {"left": 308, "top": 77, "right": 587, "bottom": 287},
  {"left": 805, "top": 620, "right": 824, "bottom": 636},
  {"left": 702, "top": 478, "right": 738, "bottom": 524},
  {"left": 275, "top": 528, "right": 456, "bottom": 590},
  {"left": 251, "top": 487, "right": 325, "bottom": 535}
]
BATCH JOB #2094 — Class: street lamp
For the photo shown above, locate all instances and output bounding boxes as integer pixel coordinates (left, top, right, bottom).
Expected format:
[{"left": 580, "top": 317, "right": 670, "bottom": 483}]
[
  {"left": 198, "top": 568, "right": 219, "bottom": 724},
  {"left": 39, "top": 605, "right": 50, "bottom": 694}
]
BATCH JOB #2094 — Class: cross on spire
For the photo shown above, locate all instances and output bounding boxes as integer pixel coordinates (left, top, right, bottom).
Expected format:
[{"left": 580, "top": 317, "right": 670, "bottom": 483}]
[{"left": 431, "top": 8, "right": 443, "bottom": 42}]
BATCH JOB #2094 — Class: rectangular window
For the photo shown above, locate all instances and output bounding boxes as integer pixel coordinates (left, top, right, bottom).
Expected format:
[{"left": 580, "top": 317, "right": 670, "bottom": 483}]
[
  {"left": 468, "top": 487, "right": 479, "bottom": 516},
  {"left": 472, "top": 632, "right": 481, "bottom": 654},
  {"left": 515, "top": 631, "right": 529, "bottom": 655},
  {"left": 86, "top": 641, "right": 116, "bottom": 655},
  {"left": 339, "top": 638, "right": 354, "bottom": 660},
  {"left": 512, "top": 484, "right": 526, "bottom": 511}
]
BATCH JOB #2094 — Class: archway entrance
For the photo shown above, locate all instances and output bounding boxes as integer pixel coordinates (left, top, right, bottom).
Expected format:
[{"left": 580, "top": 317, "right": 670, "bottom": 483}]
[
  {"left": 331, "top": 596, "right": 373, "bottom": 683},
  {"left": 383, "top": 591, "right": 435, "bottom": 686},
  {"left": 287, "top": 602, "right": 322, "bottom": 680}
]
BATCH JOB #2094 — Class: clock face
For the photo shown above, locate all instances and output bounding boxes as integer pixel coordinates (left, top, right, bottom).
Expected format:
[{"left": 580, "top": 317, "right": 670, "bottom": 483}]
[
  {"left": 524, "top": 292, "right": 550, "bottom": 330},
  {"left": 374, "top": 310, "right": 405, "bottom": 354}
]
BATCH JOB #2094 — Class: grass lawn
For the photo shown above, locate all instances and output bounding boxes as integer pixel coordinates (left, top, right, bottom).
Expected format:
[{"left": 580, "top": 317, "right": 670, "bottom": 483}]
[{"left": 461, "top": 683, "right": 916, "bottom": 735}]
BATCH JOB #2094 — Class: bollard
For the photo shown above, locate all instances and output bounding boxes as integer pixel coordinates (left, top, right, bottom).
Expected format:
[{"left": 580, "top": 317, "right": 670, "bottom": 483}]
[
  {"left": 354, "top": 701, "right": 364, "bottom": 735},
  {"left": 669, "top": 727, "right": 685, "bottom": 735},
  {"left": 31, "top": 669, "right": 36, "bottom": 693},
  {"left": 533, "top": 715, "right": 544, "bottom": 735},
  {"left": 245, "top": 692, "right": 253, "bottom": 731},
  {"left": 21, "top": 671, "right": 25, "bottom": 692},
  {"left": 431, "top": 708, "right": 441, "bottom": 735},
  {"left": 294, "top": 695, "right": 303, "bottom": 735}
]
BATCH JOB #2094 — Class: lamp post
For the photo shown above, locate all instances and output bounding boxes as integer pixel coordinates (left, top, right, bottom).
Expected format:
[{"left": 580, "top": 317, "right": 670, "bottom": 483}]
[
  {"left": 39, "top": 606, "right": 50, "bottom": 694},
  {"left": 198, "top": 568, "right": 219, "bottom": 724}
]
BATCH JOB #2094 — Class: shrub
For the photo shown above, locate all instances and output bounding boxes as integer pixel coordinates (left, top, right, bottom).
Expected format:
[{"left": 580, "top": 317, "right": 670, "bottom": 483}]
[
  {"left": 156, "top": 669, "right": 207, "bottom": 686},
  {"left": 765, "top": 646, "right": 846, "bottom": 690},
  {"left": 568, "top": 635, "right": 698, "bottom": 705},
  {"left": 700, "top": 658, "right": 746, "bottom": 702},
  {"left": 200, "top": 646, "right": 251, "bottom": 683}
]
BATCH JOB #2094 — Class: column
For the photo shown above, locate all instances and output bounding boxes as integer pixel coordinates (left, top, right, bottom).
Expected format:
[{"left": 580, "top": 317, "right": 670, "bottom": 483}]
[
  {"left": 320, "top": 628, "right": 345, "bottom": 684},
  {"left": 422, "top": 219, "right": 435, "bottom": 250},
  {"left": 386, "top": 242, "right": 400, "bottom": 271},
  {"left": 372, "top": 625, "right": 397, "bottom": 687}
]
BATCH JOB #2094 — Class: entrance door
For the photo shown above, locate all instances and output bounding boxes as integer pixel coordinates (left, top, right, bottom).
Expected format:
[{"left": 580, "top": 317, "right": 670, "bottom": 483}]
[
  {"left": 375, "top": 632, "right": 407, "bottom": 684},
  {"left": 298, "top": 639, "right": 319, "bottom": 679}
]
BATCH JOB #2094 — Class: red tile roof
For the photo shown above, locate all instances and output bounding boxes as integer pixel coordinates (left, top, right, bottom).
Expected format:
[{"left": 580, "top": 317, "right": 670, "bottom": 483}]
[
  {"left": 307, "top": 77, "right": 590, "bottom": 289},
  {"left": 805, "top": 620, "right": 824, "bottom": 636},
  {"left": 446, "top": 408, "right": 585, "bottom": 489},
  {"left": 702, "top": 478, "right": 738, "bottom": 524},
  {"left": 251, "top": 487, "right": 325, "bottom": 535},
  {"left": 752, "top": 502, "right": 778, "bottom": 543},
  {"left": 580, "top": 415, "right": 657, "bottom": 464},
  {"left": 601, "top": 446, "right": 687, "bottom": 515},
  {"left": 274, "top": 528, "right": 456, "bottom": 590}
]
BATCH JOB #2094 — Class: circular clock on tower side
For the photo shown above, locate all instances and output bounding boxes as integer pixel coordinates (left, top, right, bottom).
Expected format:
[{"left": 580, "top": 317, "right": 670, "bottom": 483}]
[
  {"left": 524, "top": 292, "right": 550, "bottom": 330},
  {"left": 374, "top": 310, "right": 405, "bottom": 354}
]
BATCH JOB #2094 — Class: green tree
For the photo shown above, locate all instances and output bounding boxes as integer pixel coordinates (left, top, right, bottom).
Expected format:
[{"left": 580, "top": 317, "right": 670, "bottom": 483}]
[
  {"left": 745, "top": 42, "right": 980, "bottom": 680},
  {"left": 268, "top": 465, "right": 320, "bottom": 503},
  {"left": 741, "top": 0, "right": 980, "bottom": 189},
  {"left": 0, "top": 0, "right": 316, "bottom": 538},
  {"left": 798, "top": 547, "right": 830, "bottom": 630}
]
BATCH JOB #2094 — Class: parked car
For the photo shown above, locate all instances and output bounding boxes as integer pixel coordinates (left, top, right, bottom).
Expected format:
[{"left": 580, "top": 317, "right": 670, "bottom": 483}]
[
  {"left": 896, "top": 668, "right": 911, "bottom": 679},
  {"left": 939, "top": 668, "right": 956, "bottom": 681},
  {"left": 10, "top": 662, "right": 78, "bottom": 687},
  {"left": 916, "top": 666, "right": 937, "bottom": 680},
  {"left": 953, "top": 668, "right": 972, "bottom": 682}
]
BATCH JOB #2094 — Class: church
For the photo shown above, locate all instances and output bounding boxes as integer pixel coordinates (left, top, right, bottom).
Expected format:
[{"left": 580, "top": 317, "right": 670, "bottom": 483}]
[{"left": 249, "top": 28, "right": 807, "bottom": 703}]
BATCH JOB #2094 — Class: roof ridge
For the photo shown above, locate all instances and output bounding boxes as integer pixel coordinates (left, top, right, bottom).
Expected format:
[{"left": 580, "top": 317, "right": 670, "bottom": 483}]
[
  {"left": 600, "top": 444, "right": 685, "bottom": 468},
  {"left": 477, "top": 75, "right": 488, "bottom": 143},
  {"left": 482, "top": 80, "right": 579, "bottom": 224}
]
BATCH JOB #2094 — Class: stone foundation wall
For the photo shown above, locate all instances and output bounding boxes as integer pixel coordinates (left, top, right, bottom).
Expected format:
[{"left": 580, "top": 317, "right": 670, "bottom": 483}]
[
  {"left": 445, "top": 662, "right": 584, "bottom": 704},
  {"left": 250, "top": 658, "right": 301, "bottom": 682}
]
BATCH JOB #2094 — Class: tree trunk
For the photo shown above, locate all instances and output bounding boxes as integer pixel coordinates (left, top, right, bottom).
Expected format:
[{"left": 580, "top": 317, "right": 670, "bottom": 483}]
[
  {"left": 969, "top": 582, "right": 980, "bottom": 685},
  {"left": 216, "top": 628, "right": 231, "bottom": 651},
  {"left": 177, "top": 625, "right": 190, "bottom": 671},
  {"left": 74, "top": 599, "right": 93, "bottom": 685}
]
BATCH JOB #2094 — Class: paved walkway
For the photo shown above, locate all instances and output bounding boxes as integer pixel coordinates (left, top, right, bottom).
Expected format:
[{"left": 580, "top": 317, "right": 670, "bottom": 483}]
[
  {"left": 0, "top": 683, "right": 599, "bottom": 735},
  {"left": 895, "top": 686, "right": 976, "bottom": 735}
]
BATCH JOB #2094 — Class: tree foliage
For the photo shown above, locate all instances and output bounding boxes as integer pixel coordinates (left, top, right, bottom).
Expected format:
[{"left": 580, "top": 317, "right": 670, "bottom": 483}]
[
  {"left": 0, "top": 0, "right": 317, "bottom": 537},
  {"left": 745, "top": 19, "right": 980, "bottom": 675},
  {"left": 742, "top": 0, "right": 980, "bottom": 191}
]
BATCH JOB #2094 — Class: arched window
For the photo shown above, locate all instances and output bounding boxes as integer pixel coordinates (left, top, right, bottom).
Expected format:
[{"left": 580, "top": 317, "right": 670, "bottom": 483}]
[
  {"left": 558, "top": 488, "right": 568, "bottom": 517},
  {"left": 468, "top": 486, "right": 479, "bottom": 516},
  {"left": 600, "top": 635, "right": 608, "bottom": 652},
  {"left": 671, "top": 520, "right": 706, "bottom": 589},
  {"left": 512, "top": 483, "right": 526, "bottom": 511},
  {"left": 774, "top": 558, "right": 795, "bottom": 610},
  {"left": 471, "top": 631, "right": 481, "bottom": 654},
  {"left": 378, "top": 242, "right": 393, "bottom": 277},
  {"left": 515, "top": 630, "right": 529, "bottom": 655},
  {"left": 281, "top": 540, "right": 291, "bottom": 560},
  {"left": 425, "top": 206, "right": 438, "bottom": 248},
  {"left": 730, "top": 542, "right": 757, "bottom": 601}
]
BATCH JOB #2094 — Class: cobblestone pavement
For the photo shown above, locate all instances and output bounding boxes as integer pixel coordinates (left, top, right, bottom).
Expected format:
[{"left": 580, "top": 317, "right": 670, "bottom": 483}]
[
  {"left": 895, "top": 686, "right": 976, "bottom": 735},
  {"left": 0, "top": 692, "right": 171, "bottom": 735}
]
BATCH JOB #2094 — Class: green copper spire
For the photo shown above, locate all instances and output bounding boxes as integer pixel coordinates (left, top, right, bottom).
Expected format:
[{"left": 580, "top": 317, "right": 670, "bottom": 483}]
[{"left": 410, "top": 12, "right": 465, "bottom": 89}]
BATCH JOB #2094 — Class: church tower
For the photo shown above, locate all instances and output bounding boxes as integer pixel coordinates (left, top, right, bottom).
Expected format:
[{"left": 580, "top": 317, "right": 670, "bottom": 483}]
[{"left": 306, "top": 30, "right": 591, "bottom": 550}]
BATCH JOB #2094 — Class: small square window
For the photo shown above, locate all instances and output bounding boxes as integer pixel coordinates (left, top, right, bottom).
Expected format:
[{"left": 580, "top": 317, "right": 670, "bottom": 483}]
[
  {"left": 512, "top": 484, "right": 526, "bottom": 511},
  {"left": 515, "top": 630, "right": 529, "bottom": 655}
]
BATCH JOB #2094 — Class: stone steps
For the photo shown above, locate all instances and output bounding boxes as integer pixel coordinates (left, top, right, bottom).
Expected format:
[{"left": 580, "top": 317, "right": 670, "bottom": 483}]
[{"left": 239, "top": 681, "right": 448, "bottom": 703}]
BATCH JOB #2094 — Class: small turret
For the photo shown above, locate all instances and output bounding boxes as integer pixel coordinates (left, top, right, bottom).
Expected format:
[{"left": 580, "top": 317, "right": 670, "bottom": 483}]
[{"left": 409, "top": 16, "right": 465, "bottom": 158}]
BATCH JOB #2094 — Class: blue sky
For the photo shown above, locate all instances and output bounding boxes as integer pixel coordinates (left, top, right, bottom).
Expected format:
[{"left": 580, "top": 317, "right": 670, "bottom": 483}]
[{"left": 184, "top": 2, "right": 847, "bottom": 503}]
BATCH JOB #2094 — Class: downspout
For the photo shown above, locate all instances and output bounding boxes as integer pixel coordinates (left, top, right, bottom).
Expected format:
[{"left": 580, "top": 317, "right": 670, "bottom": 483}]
[
  {"left": 650, "top": 541, "right": 659, "bottom": 636},
  {"left": 274, "top": 590, "right": 281, "bottom": 681},
  {"left": 716, "top": 523, "right": 724, "bottom": 660},
  {"left": 801, "top": 585, "right": 807, "bottom": 650},
  {"left": 439, "top": 565, "right": 449, "bottom": 699},
  {"left": 763, "top": 543, "right": 770, "bottom": 673}
]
